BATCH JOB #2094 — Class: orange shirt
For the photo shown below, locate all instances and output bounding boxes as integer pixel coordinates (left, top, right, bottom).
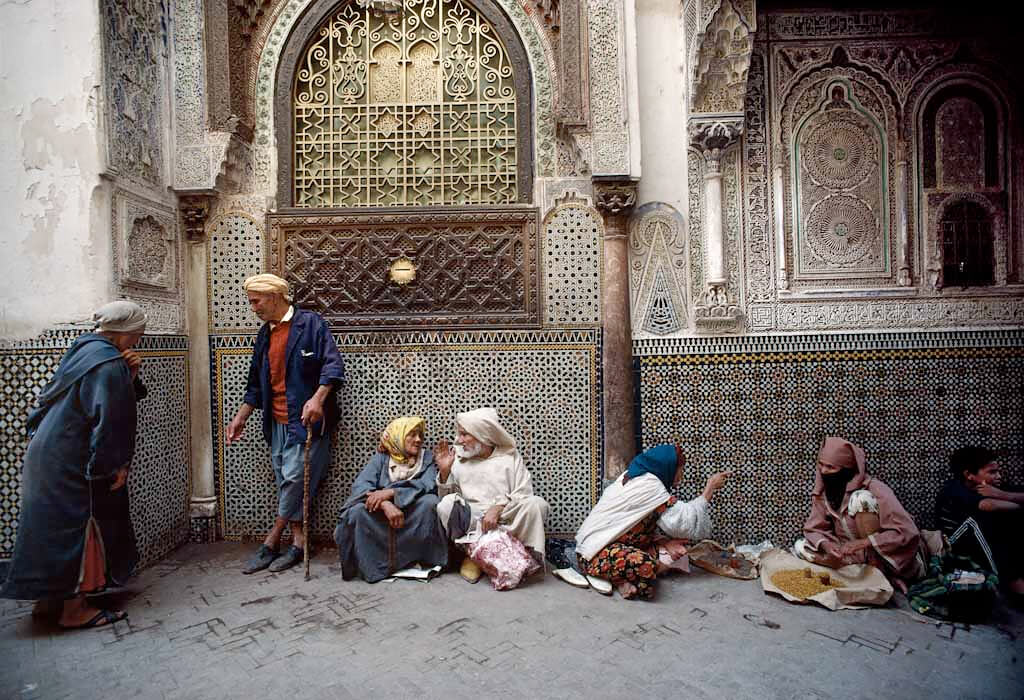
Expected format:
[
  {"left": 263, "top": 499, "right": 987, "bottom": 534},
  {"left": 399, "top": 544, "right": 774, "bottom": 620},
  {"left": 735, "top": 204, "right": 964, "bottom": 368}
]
[{"left": 268, "top": 321, "right": 291, "bottom": 424}]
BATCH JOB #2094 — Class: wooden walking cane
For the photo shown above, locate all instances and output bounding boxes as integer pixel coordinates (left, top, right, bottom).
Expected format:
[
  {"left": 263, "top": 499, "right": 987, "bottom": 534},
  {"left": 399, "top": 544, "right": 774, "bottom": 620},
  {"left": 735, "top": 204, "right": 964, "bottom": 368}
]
[{"left": 302, "top": 430, "right": 313, "bottom": 581}]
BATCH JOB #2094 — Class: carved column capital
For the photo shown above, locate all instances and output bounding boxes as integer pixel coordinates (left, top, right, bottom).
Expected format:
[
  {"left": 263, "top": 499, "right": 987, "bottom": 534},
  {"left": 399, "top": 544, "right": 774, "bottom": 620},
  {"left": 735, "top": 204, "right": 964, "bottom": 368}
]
[
  {"left": 688, "top": 118, "right": 744, "bottom": 163},
  {"left": 179, "top": 194, "right": 212, "bottom": 242},
  {"left": 592, "top": 177, "right": 638, "bottom": 218}
]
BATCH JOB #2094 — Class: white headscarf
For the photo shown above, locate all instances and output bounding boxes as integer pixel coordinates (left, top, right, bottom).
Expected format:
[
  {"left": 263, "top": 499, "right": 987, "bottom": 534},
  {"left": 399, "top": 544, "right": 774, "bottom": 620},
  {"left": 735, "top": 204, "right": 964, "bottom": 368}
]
[
  {"left": 456, "top": 407, "right": 516, "bottom": 449},
  {"left": 93, "top": 300, "right": 147, "bottom": 333}
]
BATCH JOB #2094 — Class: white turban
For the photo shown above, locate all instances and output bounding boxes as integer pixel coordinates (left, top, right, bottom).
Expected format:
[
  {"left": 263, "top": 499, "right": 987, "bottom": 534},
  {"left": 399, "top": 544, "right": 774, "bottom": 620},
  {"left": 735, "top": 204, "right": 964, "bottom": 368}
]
[
  {"left": 243, "top": 273, "right": 292, "bottom": 302},
  {"left": 93, "top": 300, "right": 147, "bottom": 333},
  {"left": 456, "top": 407, "right": 516, "bottom": 449}
]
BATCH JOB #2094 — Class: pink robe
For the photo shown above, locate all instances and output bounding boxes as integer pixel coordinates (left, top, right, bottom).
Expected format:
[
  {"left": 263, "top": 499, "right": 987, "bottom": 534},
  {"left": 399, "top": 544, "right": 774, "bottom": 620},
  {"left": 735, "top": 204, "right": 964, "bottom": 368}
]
[{"left": 802, "top": 441, "right": 922, "bottom": 582}]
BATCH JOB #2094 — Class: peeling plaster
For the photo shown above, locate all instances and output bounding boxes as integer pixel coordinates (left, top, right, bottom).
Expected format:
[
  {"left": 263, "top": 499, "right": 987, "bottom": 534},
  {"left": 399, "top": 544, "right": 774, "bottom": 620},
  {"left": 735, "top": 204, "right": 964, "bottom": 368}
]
[{"left": 0, "top": 0, "right": 107, "bottom": 340}]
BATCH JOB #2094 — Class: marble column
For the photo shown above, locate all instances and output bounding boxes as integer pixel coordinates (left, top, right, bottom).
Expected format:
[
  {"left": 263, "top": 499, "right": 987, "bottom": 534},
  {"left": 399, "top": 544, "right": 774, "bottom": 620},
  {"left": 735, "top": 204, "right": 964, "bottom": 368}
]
[
  {"left": 772, "top": 147, "right": 789, "bottom": 290},
  {"left": 593, "top": 177, "right": 638, "bottom": 479},
  {"left": 180, "top": 195, "right": 218, "bottom": 540},
  {"left": 689, "top": 120, "right": 743, "bottom": 333},
  {"left": 895, "top": 141, "right": 912, "bottom": 287}
]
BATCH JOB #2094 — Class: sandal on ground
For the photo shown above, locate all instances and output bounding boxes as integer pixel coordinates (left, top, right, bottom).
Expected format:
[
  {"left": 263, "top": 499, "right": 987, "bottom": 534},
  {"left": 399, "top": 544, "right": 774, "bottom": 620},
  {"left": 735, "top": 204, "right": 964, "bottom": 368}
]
[
  {"left": 586, "top": 576, "right": 614, "bottom": 595},
  {"left": 59, "top": 609, "right": 127, "bottom": 630},
  {"left": 552, "top": 567, "right": 589, "bottom": 588}
]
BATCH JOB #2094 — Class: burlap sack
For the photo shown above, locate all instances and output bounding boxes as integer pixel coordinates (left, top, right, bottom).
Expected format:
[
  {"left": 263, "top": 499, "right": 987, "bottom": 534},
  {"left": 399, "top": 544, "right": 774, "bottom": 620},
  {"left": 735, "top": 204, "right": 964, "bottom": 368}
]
[{"left": 760, "top": 549, "right": 893, "bottom": 610}]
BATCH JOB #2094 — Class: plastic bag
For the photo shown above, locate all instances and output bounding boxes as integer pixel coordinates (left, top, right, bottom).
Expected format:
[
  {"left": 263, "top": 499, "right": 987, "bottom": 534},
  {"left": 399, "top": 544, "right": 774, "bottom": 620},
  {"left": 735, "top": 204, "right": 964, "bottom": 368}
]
[{"left": 468, "top": 529, "right": 540, "bottom": 590}]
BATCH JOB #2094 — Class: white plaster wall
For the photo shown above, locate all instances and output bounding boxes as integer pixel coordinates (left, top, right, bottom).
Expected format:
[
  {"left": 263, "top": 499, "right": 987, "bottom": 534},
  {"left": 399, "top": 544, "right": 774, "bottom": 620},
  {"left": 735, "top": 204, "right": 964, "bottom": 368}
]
[
  {"left": 635, "top": 0, "right": 688, "bottom": 214},
  {"left": 0, "top": 1, "right": 109, "bottom": 340}
]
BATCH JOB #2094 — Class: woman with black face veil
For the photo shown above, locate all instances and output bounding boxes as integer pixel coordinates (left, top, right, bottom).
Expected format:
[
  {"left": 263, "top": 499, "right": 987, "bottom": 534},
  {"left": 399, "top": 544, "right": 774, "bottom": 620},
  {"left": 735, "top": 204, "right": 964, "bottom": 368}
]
[{"left": 794, "top": 437, "right": 925, "bottom": 591}]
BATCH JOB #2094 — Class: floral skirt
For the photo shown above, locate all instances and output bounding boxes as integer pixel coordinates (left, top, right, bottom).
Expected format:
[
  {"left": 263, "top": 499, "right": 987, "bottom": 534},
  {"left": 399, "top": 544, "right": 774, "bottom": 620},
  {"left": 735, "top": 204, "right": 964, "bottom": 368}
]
[{"left": 578, "top": 497, "right": 675, "bottom": 600}]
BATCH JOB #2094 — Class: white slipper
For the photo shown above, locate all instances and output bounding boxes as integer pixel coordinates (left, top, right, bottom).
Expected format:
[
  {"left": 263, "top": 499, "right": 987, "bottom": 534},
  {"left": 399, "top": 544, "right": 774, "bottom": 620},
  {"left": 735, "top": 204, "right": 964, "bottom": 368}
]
[
  {"left": 586, "top": 575, "right": 613, "bottom": 595},
  {"left": 552, "top": 567, "right": 589, "bottom": 588}
]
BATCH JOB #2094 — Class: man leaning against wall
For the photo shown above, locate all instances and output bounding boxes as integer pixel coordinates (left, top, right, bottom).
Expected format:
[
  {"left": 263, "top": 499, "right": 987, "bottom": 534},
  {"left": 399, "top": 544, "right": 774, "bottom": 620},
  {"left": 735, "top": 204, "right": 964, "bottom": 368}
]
[{"left": 226, "top": 274, "right": 345, "bottom": 574}]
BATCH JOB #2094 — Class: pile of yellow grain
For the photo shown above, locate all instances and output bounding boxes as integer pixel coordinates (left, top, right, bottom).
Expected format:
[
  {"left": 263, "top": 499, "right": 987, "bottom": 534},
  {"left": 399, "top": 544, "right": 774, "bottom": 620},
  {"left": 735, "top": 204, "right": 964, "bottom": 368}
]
[{"left": 771, "top": 567, "right": 841, "bottom": 599}]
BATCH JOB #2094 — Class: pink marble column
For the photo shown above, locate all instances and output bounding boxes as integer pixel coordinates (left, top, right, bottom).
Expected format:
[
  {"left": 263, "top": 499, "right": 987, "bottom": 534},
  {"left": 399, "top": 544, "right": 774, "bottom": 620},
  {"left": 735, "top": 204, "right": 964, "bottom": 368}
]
[{"left": 593, "top": 178, "right": 638, "bottom": 478}]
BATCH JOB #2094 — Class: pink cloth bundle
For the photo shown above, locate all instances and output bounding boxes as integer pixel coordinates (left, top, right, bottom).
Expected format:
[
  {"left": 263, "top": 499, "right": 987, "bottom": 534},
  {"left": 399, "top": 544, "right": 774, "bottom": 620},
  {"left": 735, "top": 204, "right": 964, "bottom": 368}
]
[{"left": 468, "top": 529, "right": 540, "bottom": 590}]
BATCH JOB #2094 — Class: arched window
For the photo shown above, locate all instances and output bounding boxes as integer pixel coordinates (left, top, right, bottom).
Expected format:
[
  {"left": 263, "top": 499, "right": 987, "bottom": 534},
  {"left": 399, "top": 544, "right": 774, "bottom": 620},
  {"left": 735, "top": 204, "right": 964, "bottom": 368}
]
[
  {"left": 940, "top": 200, "right": 994, "bottom": 287},
  {"left": 290, "top": 0, "right": 521, "bottom": 207}
]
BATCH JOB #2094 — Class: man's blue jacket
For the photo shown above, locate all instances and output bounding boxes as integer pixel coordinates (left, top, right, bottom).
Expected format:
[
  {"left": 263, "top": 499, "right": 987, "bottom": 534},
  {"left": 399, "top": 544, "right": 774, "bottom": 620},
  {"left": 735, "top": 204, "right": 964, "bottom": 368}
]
[{"left": 243, "top": 308, "right": 345, "bottom": 447}]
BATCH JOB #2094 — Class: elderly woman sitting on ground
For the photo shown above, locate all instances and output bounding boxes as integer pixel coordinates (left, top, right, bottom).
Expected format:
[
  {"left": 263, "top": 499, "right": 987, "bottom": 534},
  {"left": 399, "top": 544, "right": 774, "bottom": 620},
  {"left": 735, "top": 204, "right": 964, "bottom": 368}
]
[
  {"left": 794, "top": 437, "right": 924, "bottom": 591},
  {"left": 574, "top": 445, "right": 732, "bottom": 600},
  {"left": 334, "top": 416, "right": 448, "bottom": 582}
]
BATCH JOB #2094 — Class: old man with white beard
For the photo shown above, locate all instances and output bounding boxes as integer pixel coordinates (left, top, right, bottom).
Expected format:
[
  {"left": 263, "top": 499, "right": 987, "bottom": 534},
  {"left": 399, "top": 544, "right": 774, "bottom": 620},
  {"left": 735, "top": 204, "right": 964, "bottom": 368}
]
[{"left": 434, "top": 407, "right": 549, "bottom": 583}]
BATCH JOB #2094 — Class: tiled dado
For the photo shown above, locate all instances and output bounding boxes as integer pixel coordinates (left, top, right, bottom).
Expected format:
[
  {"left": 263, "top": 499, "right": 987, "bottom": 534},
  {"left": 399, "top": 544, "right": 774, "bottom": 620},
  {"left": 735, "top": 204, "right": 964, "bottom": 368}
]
[
  {"left": 211, "top": 329, "right": 602, "bottom": 541},
  {"left": 635, "top": 330, "right": 1024, "bottom": 547},
  {"left": 0, "top": 332, "right": 191, "bottom": 569}
]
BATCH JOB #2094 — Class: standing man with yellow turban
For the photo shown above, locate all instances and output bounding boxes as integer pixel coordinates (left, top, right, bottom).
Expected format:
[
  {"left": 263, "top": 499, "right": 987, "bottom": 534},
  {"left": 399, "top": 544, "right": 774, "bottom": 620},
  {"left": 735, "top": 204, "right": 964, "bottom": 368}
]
[{"left": 226, "top": 274, "right": 345, "bottom": 573}]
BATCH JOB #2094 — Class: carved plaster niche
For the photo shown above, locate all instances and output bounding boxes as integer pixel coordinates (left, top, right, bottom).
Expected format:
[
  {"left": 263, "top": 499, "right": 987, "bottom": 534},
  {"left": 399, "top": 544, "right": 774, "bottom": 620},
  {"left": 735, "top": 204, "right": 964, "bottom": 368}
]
[
  {"left": 111, "top": 189, "right": 183, "bottom": 334},
  {"left": 687, "top": 0, "right": 756, "bottom": 116},
  {"left": 628, "top": 204, "right": 689, "bottom": 337}
]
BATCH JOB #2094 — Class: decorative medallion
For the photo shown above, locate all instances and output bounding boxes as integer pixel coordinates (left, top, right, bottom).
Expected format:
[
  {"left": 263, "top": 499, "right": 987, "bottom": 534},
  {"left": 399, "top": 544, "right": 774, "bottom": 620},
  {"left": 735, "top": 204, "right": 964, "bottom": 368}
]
[
  {"left": 805, "top": 195, "right": 877, "bottom": 266},
  {"left": 388, "top": 257, "right": 417, "bottom": 285},
  {"left": 801, "top": 115, "right": 876, "bottom": 190}
]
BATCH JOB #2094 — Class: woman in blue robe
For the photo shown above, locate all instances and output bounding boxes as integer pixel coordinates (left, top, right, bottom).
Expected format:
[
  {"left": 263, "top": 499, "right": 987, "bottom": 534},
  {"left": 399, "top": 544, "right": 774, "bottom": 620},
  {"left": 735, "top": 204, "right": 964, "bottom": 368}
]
[
  {"left": 334, "top": 416, "right": 448, "bottom": 582},
  {"left": 1, "top": 301, "right": 148, "bottom": 629}
]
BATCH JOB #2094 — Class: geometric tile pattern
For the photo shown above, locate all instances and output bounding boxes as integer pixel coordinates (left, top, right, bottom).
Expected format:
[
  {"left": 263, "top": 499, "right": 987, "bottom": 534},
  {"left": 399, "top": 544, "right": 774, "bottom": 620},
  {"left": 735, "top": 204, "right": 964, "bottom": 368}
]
[
  {"left": 128, "top": 351, "right": 191, "bottom": 569},
  {"left": 542, "top": 202, "right": 602, "bottom": 326},
  {"left": 211, "top": 329, "right": 601, "bottom": 540},
  {"left": 0, "top": 334, "right": 190, "bottom": 570},
  {"left": 208, "top": 213, "right": 264, "bottom": 333},
  {"left": 636, "top": 329, "right": 1024, "bottom": 548}
]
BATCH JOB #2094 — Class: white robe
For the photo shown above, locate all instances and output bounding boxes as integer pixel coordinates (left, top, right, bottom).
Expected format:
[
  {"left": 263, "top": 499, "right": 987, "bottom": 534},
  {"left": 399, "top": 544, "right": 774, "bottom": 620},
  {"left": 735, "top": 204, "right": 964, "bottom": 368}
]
[
  {"left": 575, "top": 473, "right": 712, "bottom": 560},
  {"left": 437, "top": 447, "right": 548, "bottom": 553}
]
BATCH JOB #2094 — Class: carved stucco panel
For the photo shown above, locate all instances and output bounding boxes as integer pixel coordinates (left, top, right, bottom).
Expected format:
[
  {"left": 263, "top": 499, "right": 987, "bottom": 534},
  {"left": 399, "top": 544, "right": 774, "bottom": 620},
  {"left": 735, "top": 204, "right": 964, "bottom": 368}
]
[
  {"left": 253, "top": 0, "right": 557, "bottom": 198},
  {"left": 101, "top": 0, "right": 167, "bottom": 187},
  {"left": 588, "top": 0, "right": 629, "bottom": 175},
  {"left": 628, "top": 205, "right": 689, "bottom": 337},
  {"left": 743, "top": 47, "right": 774, "bottom": 305},
  {"left": 775, "top": 297, "right": 1024, "bottom": 331},
  {"left": 174, "top": 0, "right": 211, "bottom": 188},
  {"left": 690, "top": 0, "right": 754, "bottom": 114}
]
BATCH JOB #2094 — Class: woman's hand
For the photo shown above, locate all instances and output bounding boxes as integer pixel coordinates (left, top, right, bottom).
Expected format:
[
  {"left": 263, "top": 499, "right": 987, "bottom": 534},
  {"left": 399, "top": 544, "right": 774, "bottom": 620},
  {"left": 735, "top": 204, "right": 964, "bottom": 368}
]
[
  {"left": 660, "top": 539, "right": 688, "bottom": 561},
  {"left": 435, "top": 439, "right": 455, "bottom": 481},
  {"left": 838, "top": 538, "right": 870, "bottom": 559},
  {"left": 110, "top": 468, "right": 129, "bottom": 492},
  {"left": 380, "top": 501, "right": 404, "bottom": 529},
  {"left": 701, "top": 470, "right": 734, "bottom": 502},
  {"left": 364, "top": 489, "right": 394, "bottom": 512}
]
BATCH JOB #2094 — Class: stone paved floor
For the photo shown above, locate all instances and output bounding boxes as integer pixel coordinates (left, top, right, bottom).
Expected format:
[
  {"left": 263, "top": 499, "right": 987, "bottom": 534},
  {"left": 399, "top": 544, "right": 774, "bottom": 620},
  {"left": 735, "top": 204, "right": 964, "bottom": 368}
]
[{"left": 1, "top": 542, "right": 1021, "bottom": 700}]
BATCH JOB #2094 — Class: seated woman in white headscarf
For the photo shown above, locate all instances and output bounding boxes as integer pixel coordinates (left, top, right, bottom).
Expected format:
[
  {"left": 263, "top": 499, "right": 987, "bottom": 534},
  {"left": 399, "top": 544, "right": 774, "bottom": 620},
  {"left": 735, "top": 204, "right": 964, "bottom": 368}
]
[
  {"left": 574, "top": 445, "right": 732, "bottom": 600},
  {"left": 334, "top": 416, "right": 447, "bottom": 582},
  {"left": 1, "top": 301, "right": 148, "bottom": 628},
  {"left": 434, "top": 407, "right": 549, "bottom": 583}
]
